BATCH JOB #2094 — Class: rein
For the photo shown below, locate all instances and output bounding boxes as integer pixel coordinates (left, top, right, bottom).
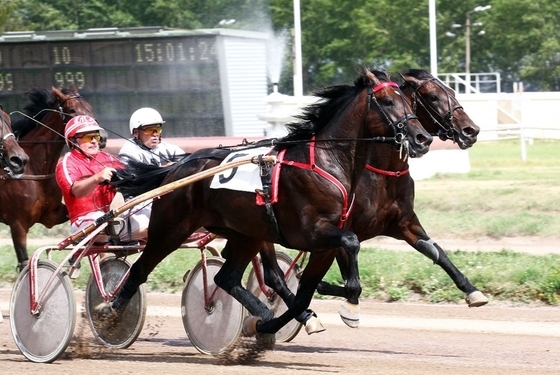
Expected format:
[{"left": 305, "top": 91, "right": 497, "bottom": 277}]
[{"left": 0, "top": 173, "right": 54, "bottom": 180}]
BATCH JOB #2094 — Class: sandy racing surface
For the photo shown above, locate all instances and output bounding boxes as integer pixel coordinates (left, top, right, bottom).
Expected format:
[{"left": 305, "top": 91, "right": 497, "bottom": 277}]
[{"left": 1, "top": 286, "right": 559, "bottom": 375}]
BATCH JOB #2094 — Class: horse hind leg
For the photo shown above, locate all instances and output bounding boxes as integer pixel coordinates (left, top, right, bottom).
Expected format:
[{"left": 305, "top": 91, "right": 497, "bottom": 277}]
[
  {"left": 215, "top": 239, "right": 275, "bottom": 322},
  {"left": 10, "top": 224, "right": 30, "bottom": 272},
  {"left": 415, "top": 238, "right": 488, "bottom": 307}
]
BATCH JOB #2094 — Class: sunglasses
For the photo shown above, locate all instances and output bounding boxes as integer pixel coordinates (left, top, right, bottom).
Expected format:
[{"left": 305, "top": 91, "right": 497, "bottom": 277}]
[
  {"left": 140, "top": 125, "right": 163, "bottom": 135},
  {"left": 77, "top": 133, "right": 101, "bottom": 143}
]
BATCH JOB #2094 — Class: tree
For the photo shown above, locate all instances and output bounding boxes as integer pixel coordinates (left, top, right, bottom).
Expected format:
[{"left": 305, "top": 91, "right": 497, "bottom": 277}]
[{"left": 1, "top": 0, "right": 559, "bottom": 92}]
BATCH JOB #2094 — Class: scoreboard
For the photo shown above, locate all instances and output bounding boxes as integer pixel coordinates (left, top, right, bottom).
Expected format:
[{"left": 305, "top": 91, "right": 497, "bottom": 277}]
[{"left": 0, "top": 27, "right": 269, "bottom": 138}]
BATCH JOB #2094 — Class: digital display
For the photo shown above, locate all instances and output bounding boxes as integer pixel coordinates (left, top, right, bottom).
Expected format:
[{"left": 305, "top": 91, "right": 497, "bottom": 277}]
[{"left": 0, "top": 35, "right": 225, "bottom": 137}]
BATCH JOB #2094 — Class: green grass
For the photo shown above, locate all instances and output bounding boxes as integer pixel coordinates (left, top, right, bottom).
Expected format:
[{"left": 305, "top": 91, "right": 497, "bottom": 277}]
[{"left": 0, "top": 139, "right": 559, "bottom": 305}]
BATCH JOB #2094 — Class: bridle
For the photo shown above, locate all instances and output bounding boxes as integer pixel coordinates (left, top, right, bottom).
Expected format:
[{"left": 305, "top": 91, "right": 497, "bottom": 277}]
[
  {"left": 57, "top": 94, "right": 92, "bottom": 123},
  {"left": 403, "top": 77, "right": 463, "bottom": 141},
  {"left": 366, "top": 81, "right": 418, "bottom": 158},
  {"left": 0, "top": 108, "right": 17, "bottom": 172}
]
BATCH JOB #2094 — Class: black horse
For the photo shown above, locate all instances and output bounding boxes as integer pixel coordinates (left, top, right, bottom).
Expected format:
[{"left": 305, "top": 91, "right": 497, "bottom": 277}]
[{"left": 97, "top": 69, "right": 433, "bottom": 341}]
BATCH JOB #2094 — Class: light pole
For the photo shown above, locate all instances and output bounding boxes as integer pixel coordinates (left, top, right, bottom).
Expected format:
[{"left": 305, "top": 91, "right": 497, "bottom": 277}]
[{"left": 465, "top": 5, "right": 491, "bottom": 92}]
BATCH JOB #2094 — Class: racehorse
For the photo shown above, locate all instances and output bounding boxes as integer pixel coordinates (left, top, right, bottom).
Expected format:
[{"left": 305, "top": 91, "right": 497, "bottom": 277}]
[
  {"left": 400, "top": 68, "right": 479, "bottom": 148},
  {"left": 98, "top": 69, "right": 433, "bottom": 340},
  {"left": 0, "top": 108, "right": 28, "bottom": 176},
  {"left": 0, "top": 86, "right": 93, "bottom": 271},
  {"left": 306, "top": 68, "right": 487, "bottom": 327}
]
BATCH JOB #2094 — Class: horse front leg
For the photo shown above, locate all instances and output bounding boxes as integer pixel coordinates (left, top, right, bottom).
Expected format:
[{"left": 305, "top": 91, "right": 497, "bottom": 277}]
[
  {"left": 314, "top": 228, "right": 363, "bottom": 328},
  {"left": 400, "top": 214, "right": 488, "bottom": 307},
  {"left": 215, "top": 239, "right": 274, "bottom": 322}
]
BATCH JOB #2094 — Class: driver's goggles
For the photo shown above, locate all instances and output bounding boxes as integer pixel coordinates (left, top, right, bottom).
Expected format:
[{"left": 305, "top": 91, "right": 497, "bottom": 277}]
[
  {"left": 77, "top": 133, "right": 101, "bottom": 143},
  {"left": 140, "top": 125, "right": 163, "bottom": 135}
]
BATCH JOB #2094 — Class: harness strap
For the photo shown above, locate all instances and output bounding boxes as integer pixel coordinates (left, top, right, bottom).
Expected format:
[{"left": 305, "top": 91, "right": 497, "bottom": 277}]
[
  {"left": 280, "top": 137, "right": 353, "bottom": 228},
  {"left": 256, "top": 153, "right": 290, "bottom": 247},
  {"left": 365, "top": 164, "right": 409, "bottom": 177}
]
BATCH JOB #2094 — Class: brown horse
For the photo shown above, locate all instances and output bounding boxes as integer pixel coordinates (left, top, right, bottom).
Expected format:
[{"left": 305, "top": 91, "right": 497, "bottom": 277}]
[
  {"left": 98, "top": 69, "right": 433, "bottom": 340},
  {"left": 1, "top": 86, "right": 93, "bottom": 271},
  {"left": 400, "top": 68, "right": 479, "bottom": 148},
  {"left": 301, "top": 69, "right": 487, "bottom": 327},
  {"left": 0, "top": 108, "right": 28, "bottom": 176}
]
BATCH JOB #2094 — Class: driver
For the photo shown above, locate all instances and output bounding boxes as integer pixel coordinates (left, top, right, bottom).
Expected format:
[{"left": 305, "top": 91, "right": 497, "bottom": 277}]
[
  {"left": 116, "top": 107, "right": 185, "bottom": 242},
  {"left": 55, "top": 115, "right": 122, "bottom": 235},
  {"left": 119, "top": 107, "right": 184, "bottom": 166}
]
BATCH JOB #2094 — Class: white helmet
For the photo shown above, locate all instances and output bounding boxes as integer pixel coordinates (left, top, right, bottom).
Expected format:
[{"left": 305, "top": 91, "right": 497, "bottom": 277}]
[{"left": 129, "top": 107, "right": 165, "bottom": 134}]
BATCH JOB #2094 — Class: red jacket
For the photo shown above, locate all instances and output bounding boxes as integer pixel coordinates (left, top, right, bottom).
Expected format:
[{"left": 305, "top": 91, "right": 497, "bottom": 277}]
[{"left": 56, "top": 150, "right": 123, "bottom": 224}]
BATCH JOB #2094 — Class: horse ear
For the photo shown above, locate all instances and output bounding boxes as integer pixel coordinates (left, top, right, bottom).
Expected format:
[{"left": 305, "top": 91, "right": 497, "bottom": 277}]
[
  {"left": 69, "top": 85, "right": 79, "bottom": 94},
  {"left": 401, "top": 74, "right": 422, "bottom": 88},
  {"left": 51, "top": 86, "right": 63, "bottom": 96}
]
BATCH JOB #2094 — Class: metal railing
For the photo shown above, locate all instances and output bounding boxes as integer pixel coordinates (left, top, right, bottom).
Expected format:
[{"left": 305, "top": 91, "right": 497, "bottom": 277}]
[{"left": 438, "top": 72, "right": 501, "bottom": 94}]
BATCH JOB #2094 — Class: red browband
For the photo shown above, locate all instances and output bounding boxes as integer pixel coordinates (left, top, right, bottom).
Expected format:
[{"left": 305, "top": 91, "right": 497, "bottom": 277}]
[{"left": 373, "top": 81, "right": 399, "bottom": 93}]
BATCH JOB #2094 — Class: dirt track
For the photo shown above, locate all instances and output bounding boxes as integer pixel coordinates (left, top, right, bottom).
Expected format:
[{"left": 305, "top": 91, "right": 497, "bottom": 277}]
[{"left": 1, "top": 287, "right": 559, "bottom": 375}]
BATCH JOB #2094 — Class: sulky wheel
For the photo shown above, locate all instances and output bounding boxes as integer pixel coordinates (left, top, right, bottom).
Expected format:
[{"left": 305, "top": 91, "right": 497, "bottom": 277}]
[
  {"left": 85, "top": 256, "right": 146, "bottom": 349},
  {"left": 181, "top": 256, "right": 245, "bottom": 355},
  {"left": 246, "top": 251, "right": 303, "bottom": 342},
  {"left": 10, "top": 259, "right": 76, "bottom": 363}
]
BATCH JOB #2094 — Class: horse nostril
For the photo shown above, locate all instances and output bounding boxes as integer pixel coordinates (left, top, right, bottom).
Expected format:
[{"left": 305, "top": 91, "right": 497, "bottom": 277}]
[
  {"left": 10, "top": 156, "right": 26, "bottom": 170},
  {"left": 417, "top": 133, "right": 433, "bottom": 146},
  {"left": 463, "top": 126, "right": 480, "bottom": 137}
]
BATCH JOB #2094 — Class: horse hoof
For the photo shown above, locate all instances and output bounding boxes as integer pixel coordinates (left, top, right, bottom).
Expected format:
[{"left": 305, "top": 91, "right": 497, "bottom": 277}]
[
  {"left": 243, "top": 316, "right": 262, "bottom": 336},
  {"left": 256, "top": 332, "right": 276, "bottom": 350},
  {"left": 304, "top": 315, "right": 326, "bottom": 335},
  {"left": 338, "top": 301, "right": 360, "bottom": 328},
  {"left": 466, "top": 291, "right": 489, "bottom": 307},
  {"left": 94, "top": 302, "right": 116, "bottom": 320}
]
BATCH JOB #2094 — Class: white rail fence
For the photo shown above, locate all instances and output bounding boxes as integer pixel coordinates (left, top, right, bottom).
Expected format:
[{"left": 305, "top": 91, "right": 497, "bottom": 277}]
[{"left": 458, "top": 91, "right": 560, "bottom": 161}]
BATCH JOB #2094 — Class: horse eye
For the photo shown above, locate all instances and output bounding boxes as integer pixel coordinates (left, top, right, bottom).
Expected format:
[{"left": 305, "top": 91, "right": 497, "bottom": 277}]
[
  {"left": 382, "top": 98, "right": 394, "bottom": 106},
  {"left": 428, "top": 94, "right": 439, "bottom": 102}
]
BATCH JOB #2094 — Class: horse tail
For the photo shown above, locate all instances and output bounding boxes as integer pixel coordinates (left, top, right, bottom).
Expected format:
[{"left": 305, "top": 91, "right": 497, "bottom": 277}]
[{"left": 111, "top": 156, "right": 175, "bottom": 198}]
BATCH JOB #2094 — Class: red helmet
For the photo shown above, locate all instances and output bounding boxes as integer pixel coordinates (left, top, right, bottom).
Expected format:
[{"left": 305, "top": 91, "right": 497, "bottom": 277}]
[{"left": 64, "top": 115, "right": 102, "bottom": 147}]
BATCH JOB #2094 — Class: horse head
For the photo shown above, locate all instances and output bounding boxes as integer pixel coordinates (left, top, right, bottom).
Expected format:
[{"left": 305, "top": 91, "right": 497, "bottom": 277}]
[
  {"left": 52, "top": 85, "right": 94, "bottom": 133},
  {"left": 0, "top": 109, "right": 28, "bottom": 176},
  {"left": 360, "top": 69, "right": 432, "bottom": 158},
  {"left": 13, "top": 86, "right": 94, "bottom": 144},
  {"left": 400, "top": 69, "right": 480, "bottom": 149}
]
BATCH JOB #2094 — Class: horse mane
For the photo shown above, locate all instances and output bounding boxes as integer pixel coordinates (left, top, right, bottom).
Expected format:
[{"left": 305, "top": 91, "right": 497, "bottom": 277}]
[
  {"left": 402, "top": 68, "right": 431, "bottom": 80},
  {"left": 278, "top": 67, "right": 389, "bottom": 147},
  {"left": 12, "top": 87, "right": 72, "bottom": 138}
]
